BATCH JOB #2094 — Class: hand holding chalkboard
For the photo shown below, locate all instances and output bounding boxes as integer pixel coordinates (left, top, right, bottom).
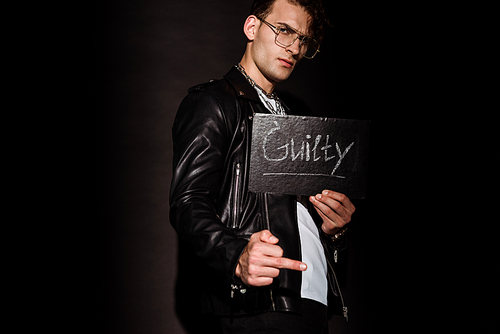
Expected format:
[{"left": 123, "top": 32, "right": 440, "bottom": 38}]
[
  {"left": 248, "top": 114, "right": 370, "bottom": 199},
  {"left": 310, "top": 190, "right": 356, "bottom": 236}
]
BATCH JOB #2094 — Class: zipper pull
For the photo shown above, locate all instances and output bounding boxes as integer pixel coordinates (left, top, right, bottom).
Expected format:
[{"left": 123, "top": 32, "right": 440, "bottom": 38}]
[
  {"left": 334, "top": 249, "right": 338, "bottom": 263},
  {"left": 343, "top": 306, "right": 348, "bottom": 322},
  {"left": 230, "top": 284, "right": 237, "bottom": 298},
  {"left": 231, "top": 284, "right": 246, "bottom": 298}
]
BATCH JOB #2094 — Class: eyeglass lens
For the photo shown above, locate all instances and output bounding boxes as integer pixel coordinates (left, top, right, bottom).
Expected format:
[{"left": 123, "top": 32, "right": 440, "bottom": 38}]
[{"left": 275, "top": 27, "right": 318, "bottom": 58}]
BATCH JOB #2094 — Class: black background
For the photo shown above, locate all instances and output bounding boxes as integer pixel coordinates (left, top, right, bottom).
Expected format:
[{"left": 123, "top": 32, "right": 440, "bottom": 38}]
[{"left": 94, "top": 1, "right": 415, "bottom": 333}]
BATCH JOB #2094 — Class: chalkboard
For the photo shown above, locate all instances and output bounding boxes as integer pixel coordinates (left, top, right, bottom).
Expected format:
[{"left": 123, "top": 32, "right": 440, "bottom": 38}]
[{"left": 248, "top": 114, "right": 370, "bottom": 199}]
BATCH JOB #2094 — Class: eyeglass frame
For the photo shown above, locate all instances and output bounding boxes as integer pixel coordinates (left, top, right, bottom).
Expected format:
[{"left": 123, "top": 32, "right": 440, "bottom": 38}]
[{"left": 257, "top": 17, "right": 320, "bottom": 59}]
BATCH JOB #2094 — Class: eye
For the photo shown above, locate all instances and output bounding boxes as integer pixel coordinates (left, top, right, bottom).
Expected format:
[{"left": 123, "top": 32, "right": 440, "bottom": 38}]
[
  {"left": 299, "top": 36, "right": 310, "bottom": 45},
  {"left": 278, "top": 25, "right": 291, "bottom": 35}
]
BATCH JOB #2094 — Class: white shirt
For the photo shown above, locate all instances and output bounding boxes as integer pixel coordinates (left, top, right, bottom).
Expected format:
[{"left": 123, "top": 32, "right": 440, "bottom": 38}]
[{"left": 297, "top": 202, "right": 328, "bottom": 306}]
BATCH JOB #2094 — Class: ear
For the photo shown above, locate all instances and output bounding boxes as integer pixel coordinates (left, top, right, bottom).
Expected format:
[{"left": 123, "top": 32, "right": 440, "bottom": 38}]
[{"left": 243, "top": 15, "right": 259, "bottom": 41}]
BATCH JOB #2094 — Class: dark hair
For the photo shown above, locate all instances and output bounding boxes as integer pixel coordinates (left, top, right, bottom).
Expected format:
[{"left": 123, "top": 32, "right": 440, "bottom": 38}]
[{"left": 250, "top": 0, "right": 330, "bottom": 44}]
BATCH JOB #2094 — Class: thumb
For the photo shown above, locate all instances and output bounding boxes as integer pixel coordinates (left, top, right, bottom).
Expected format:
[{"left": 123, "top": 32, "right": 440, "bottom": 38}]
[{"left": 259, "top": 229, "right": 279, "bottom": 244}]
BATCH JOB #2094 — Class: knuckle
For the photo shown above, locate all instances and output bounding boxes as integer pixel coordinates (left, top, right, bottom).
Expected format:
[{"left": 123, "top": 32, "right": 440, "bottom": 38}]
[
  {"left": 330, "top": 201, "right": 342, "bottom": 211},
  {"left": 248, "top": 255, "right": 259, "bottom": 265},
  {"left": 276, "top": 246, "right": 284, "bottom": 258},
  {"left": 260, "top": 229, "right": 271, "bottom": 239},
  {"left": 248, "top": 266, "right": 258, "bottom": 276},
  {"left": 248, "top": 277, "right": 272, "bottom": 287},
  {"left": 247, "top": 277, "right": 257, "bottom": 286},
  {"left": 337, "top": 194, "right": 347, "bottom": 202},
  {"left": 250, "top": 242, "right": 262, "bottom": 253},
  {"left": 262, "top": 278, "right": 273, "bottom": 286},
  {"left": 324, "top": 207, "right": 334, "bottom": 217},
  {"left": 336, "top": 220, "right": 346, "bottom": 228}
]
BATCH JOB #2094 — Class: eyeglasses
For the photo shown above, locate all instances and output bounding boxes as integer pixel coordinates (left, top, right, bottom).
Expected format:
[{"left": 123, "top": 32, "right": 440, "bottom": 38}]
[{"left": 258, "top": 17, "right": 320, "bottom": 59}]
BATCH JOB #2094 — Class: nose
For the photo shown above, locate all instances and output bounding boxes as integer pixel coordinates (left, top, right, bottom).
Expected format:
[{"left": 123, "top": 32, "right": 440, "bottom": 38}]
[{"left": 285, "top": 38, "right": 301, "bottom": 56}]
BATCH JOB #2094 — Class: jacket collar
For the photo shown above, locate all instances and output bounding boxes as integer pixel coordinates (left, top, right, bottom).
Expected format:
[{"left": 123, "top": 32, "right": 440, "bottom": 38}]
[{"left": 223, "top": 66, "right": 261, "bottom": 102}]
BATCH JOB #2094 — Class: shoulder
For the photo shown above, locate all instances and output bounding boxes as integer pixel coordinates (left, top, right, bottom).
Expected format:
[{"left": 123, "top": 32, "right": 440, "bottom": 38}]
[
  {"left": 179, "top": 78, "right": 230, "bottom": 112},
  {"left": 178, "top": 76, "right": 240, "bottom": 121},
  {"left": 187, "top": 77, "right": 237, "bottom": 101},
  {"left": 174, "top": 77, "right": 238, "bottom": 138},
  {"left": 187, "top": 79, "right": 219, "bottom": 94}
]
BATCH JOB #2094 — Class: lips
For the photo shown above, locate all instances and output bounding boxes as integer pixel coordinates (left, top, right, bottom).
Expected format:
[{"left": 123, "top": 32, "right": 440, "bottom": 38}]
[{"left": 278, "top": 58, "right": 294, "bottom": 68}]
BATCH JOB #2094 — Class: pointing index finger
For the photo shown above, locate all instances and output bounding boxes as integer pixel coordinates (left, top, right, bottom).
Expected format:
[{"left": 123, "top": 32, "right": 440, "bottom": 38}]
[{"left": 273, "top": 257, "right": 307, "bottom": 271}]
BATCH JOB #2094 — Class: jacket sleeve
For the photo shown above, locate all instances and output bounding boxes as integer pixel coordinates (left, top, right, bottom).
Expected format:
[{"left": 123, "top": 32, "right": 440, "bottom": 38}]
[{"left": 169, "top": 89, "right": 248, "bottom": 282}]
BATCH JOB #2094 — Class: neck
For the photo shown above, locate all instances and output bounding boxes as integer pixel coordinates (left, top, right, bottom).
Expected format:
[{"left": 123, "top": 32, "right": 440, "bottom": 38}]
[{"left": 239, "top": 54, "right": 276, "bottom": 94}]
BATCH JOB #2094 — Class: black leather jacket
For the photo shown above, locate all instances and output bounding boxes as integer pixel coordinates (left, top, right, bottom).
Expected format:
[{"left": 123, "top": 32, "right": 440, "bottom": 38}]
[{"left": 170, "top": 67, "right": 346, "bottom": 317}]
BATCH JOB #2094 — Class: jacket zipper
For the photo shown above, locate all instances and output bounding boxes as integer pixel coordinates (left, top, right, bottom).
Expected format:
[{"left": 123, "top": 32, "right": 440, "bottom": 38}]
[
  {"left": 269, "top": 286, "right": 276, "bottom": 311},
  {"left": 327, "top": 257, "right": 348, "bottom": 321},
  {"left": 263, "top": 193, "right": 276, "bottom": 310},
  {"left": 232, "top": 162, "right": 242, "bottom": 229},
  {"left": 264, "top": 193, "right": 271, "bottom": 230},
  {"left": 230, "top": 163, "right": 244, "bottom": 299}
]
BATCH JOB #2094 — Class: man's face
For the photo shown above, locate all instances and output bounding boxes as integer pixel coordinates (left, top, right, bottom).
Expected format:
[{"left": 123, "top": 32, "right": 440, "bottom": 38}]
[{"left": 252, "top": 0, "right": 311, "bottom": 85}]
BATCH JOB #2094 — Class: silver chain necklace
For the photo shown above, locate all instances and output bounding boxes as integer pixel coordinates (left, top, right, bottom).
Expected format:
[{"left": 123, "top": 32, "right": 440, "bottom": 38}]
[{"left": 235, "top": 63, "right": 286, "bottom": 115}]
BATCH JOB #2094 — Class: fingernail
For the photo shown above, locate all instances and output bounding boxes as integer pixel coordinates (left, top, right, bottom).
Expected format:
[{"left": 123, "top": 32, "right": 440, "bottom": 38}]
[
  {"left": 300, "top": 263, "right": 307, "bottom": 271},
  {"left": 322, "top": 190, "right": 329, "bottom": 195},
  {"left": 316, "top": 194, "right": 322, "bottom": 200},
  {"left": 270, "top": 236, "right": 278, "bottom": 243}
]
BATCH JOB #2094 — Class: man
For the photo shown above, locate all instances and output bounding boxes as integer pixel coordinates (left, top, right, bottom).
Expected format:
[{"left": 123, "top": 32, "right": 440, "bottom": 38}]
[{"left": 170, "top": 0, "right": 355, "bottom": 333}]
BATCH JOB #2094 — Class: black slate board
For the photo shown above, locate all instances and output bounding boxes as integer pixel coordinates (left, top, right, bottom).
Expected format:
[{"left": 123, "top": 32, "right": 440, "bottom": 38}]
[{"left": 248, "top": 114, "right": 370, "bottom": 199}]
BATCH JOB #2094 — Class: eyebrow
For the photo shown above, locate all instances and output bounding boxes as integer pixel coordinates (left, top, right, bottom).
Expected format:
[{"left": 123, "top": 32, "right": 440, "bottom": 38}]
[{"left": 275, "top": 21, "right": 310, "bottom": 38}]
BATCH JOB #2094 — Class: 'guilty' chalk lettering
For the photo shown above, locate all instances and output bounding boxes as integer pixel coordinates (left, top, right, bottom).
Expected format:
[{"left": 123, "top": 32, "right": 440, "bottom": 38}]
[{"left": 262, "top": 121, "right": 354, "bottom": 176}]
